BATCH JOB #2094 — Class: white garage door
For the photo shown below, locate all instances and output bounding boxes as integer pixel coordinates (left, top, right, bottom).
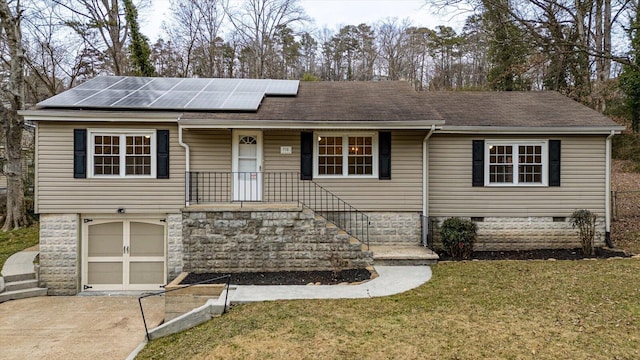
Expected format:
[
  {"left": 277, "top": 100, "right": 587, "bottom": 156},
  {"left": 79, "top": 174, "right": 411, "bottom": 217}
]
[{"left": 82, "top": 219, "right": 166, "bottom": 291}]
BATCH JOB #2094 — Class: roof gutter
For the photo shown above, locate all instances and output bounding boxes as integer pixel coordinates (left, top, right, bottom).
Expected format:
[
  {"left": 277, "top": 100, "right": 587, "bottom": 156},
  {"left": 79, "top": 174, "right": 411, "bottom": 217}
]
[
  {"left": 605, "top": 130, "right": 615, "bottom": 247},
  {"left": 19, "top": 110, "right": 181, "bottom": 122},
  {"left": 438, "top": 125, "right": 626, "bottom": 135},
  {"left": 422, "top": 124, "right": 436, "bottom": 247}
]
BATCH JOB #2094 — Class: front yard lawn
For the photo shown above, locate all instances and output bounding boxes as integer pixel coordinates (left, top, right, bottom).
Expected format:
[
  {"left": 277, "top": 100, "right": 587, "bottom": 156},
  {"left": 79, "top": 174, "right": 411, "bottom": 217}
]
[
  {"left": 138, "top": 259, "right": 640, "bottom": 359},
  {"left": 0, "top": 224, "right": 39, "bottom": 270}
]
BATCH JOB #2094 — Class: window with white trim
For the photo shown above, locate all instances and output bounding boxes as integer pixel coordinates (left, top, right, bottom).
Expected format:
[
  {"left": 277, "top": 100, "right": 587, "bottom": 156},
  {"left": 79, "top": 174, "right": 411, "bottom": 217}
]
[
  {"left": 315, "top": 133, "right": 377, "bottom": 177},
  {"left": 485, "top": 141, "right": 547, "bottom": 186},
  {"left": 89, "top": 130, "right": 156, "bottom": 178}
]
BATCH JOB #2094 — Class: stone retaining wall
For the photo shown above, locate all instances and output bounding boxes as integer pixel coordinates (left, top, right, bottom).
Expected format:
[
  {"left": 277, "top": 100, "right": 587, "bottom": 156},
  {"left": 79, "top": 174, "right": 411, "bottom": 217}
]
[
  {"left": 182, "top": 207, "right": 372, "bottom": 273},
  {"left": 366, "top": 212, "right": 421, "bottom": 244},
  {"left": 430, "top": 216, "right": 606, "bottom": 251},
  {"left": 39, "top": 214, "right": 79, "bottom": 295}
]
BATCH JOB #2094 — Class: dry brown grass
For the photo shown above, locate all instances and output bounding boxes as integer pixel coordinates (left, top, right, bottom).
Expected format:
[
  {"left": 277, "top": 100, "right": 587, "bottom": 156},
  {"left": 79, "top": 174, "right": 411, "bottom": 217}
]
[{"left": 137, "top": 259, "right": 640, "bottom": 360}]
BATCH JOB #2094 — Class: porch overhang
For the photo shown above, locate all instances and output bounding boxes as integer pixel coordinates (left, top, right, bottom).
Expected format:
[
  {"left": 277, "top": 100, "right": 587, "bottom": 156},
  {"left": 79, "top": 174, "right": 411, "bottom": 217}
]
[{"left": 177, "top": 118, "right": 446, "bottom": 130}]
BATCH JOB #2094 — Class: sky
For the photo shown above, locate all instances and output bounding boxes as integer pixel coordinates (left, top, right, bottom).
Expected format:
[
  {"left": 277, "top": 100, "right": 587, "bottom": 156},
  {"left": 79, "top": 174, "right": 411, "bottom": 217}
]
[{"left": 139, "top": 0, "right": 466, "bottom": 42}]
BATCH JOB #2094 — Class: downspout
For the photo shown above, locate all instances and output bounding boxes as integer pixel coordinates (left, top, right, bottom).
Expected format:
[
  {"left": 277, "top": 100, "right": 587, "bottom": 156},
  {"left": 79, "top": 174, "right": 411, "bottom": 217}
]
[
  {"left": 605, "top": 130, "right": 614, "bottom": 248},
  {"left": 422, "top": 125, "right": 436, "bottom": 247},
  {"left": 178, "top": 124, "right": 191, "bottom": 207}
]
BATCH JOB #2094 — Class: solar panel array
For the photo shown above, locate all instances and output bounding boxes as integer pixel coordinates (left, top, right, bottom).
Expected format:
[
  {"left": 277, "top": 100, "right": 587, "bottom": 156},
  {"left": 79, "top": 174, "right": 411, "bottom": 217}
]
[{"left": 37, "top": 76, "right": 300, "bottom": 111}]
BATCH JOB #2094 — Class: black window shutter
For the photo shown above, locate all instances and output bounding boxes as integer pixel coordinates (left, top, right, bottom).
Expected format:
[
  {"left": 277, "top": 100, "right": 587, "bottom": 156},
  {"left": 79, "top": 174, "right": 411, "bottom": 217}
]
[
  {"left": 73, "top": 129, "right": 87, "bottom": 179},
  {"left": 549, "top": 140, "right": 561, "bottom": 186},
  {"left": 157, "top": 130, "right": 170, "bottom": 179},
  {"left": 472, "top": 140, "right": 484, "bottom": 187},
  {"left": 300, "top": 132, "right": 313, "bottom": 180},
  {"left": 379, "top": 131, "right": 391, "bottom": 180}
]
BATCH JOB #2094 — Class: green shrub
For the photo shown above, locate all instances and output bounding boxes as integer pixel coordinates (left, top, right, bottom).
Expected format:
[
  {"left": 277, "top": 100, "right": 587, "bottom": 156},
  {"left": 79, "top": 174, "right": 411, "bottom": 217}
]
[
  {"left": 440, "top": 217, "right": 477, "bottom": 259},
  {"left": 570, "top": 209, "right": 597, "bottom": 256}
]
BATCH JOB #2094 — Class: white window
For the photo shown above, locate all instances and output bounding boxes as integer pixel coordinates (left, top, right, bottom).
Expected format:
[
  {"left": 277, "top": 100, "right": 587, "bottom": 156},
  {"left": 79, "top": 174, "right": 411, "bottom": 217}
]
[
  {"left": 89, "top": 130, "right": 156, "bottom": 178},
  {"left": 485, "top": 141, "right": 547, "bottom": 186},
  {"left": 315, "top": 133, "right": 378, "bottom": 177}
]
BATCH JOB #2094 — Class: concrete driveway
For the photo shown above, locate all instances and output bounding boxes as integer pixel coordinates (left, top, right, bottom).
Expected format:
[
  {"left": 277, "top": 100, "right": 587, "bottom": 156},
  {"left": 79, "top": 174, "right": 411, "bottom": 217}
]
[{"left": 0, "top": 296, "right": 164, "bottom": 360}]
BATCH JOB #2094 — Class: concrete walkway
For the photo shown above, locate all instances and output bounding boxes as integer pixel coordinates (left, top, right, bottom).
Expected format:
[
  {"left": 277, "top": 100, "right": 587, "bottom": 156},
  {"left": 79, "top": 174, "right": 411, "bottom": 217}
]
[
  {"left": 2, "top": 248, "right": 433, "bottom": 359},
  {"left": 0, "top": 296, "right": 164, "bottom": 360},
  {"left": 230, "top": 266, "right": 432, "bottom": 303}
]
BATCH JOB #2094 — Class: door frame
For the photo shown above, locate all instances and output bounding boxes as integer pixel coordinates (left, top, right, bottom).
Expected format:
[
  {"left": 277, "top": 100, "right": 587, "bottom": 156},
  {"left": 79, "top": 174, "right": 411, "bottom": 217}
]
[
  {"left": 81, "top": 216, "right": 167, "bottom": 291},
  {"left": 231, "top": 129, "right": 263, "bottom": 201}
]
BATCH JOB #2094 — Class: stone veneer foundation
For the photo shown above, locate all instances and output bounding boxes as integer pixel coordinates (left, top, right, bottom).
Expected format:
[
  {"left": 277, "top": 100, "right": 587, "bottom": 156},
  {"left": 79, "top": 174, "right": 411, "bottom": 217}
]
[
  {"left": 430, "top": 216, "right": 606, "bottom": 251},
  {"left": 181, "top": 207, "right": 372, "bottom": 273},
  {"left": 166, "top": 213, "right": 184, "bottom": 280},
  {"left": 365, "top": 212, "right": 422, "bottom": 244},
  {"left": 39, "top": 214, "right": 80, "bottom": 295}
]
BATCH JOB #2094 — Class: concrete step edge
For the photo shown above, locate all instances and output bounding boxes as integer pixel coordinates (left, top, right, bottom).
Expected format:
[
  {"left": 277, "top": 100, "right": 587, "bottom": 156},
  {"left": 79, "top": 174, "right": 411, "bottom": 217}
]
[
  {"left": 2, "top": 272, "right": 36, "bottom": 283},
  {"left": 0, "top": 287, "right": 47, "bottom": 303},
  {"left": 374, "top": 259, "right": 438, "bottom": 266},
  {"left": 5, "top": 279, "right": 39, "bottom": 292}
]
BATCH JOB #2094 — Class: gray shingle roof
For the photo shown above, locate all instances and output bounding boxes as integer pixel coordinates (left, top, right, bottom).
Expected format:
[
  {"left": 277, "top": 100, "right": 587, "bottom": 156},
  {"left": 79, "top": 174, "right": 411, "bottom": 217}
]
[
  {"left": 181, "top": 81, "right": 442, "bottom": 122},
  {"left": 422, "top": 91, "right": 619, "bottom": 127}
]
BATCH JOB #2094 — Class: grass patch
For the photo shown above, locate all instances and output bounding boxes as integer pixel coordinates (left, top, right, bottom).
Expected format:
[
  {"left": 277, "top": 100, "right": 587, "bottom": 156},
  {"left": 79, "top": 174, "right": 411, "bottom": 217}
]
[
  {"left": 137, "top": 260, "right": 640, "bottom": 359},
  {"left": 0, "top": 224, "right": 39, "bottom": 270}
]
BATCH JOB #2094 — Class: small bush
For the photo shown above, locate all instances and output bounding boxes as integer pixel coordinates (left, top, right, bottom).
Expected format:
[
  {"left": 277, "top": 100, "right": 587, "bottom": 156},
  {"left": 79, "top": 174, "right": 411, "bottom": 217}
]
[
  {"left": 570, "top": 209, "right": 597, "bottom": 256},
  {"left": 440, "top": 217, "right": 477, "bottom": 259}
]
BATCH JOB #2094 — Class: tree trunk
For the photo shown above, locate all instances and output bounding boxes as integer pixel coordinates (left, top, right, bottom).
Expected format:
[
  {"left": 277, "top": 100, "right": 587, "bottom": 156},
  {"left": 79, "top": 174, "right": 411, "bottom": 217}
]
[
  {"left": 1, "top": 107, "right": 27, "bottom": 230},
  {"left": 0, "top": 0, "right": 28, "bottom": 230}
]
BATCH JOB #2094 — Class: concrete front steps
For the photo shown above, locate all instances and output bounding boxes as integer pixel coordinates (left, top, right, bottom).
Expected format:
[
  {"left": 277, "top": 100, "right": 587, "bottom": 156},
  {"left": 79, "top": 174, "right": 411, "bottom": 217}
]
[
  {"left": 370, "top": 245, "right": 439, "bottom": 266},
  {"left": 0, "top": 251, "right": 48, "bottom": 303}
]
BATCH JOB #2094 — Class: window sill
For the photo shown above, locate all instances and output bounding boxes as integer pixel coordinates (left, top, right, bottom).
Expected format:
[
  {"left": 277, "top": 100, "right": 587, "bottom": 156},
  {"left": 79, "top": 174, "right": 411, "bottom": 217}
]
[
  {"left": 88, "top": 175, "right": 156, "bottom": 179},
  {"left": 314, "top": 175, "right": 378, "bottom": 179},
  {"left": 484, "top": 183, "right": 548, "bottom": 187}
]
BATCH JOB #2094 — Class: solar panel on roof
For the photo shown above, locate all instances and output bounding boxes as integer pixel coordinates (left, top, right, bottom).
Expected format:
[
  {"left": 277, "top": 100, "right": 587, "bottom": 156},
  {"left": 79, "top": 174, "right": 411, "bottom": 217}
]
[
  {"left": 73, "top": 76, "right": 125, "bottom": 90},
  {"left": 36, "top": 76, "right": 299, "bottom": 111},
  {"left": 266, "top": 80, "right": 299, "bottom": 95},
  {"left": 139, "top": 78, "right": 182, "bottom": 91},
  {"left": 76, "top": 90, "right": 131, "bottom": 107},
  {"left": 220, "top": 92, "right": 264, "bottom": 110},
  {"left": 204, "top": 78, "right": 241, "bottom": 92},
  {"left": 109, "top": 77, "right": 153, "bottom": 90},
  {"left": 236, "top": 79, "right": 268, "bottom": 93},
  {"left": 37, "top": 89, "right": 97, "bottom": 106},
  {"left": 111, "top": 90, "right": 165, "bottom": 107},
  {"left": 172, "top": 78, "right": 211, "bottom": 91},
  {"left": 186, "top": 91, "right": 227, "bottom": 109},
  {"left": 148, "top": 91, "right": 199, "bottom": 108}
]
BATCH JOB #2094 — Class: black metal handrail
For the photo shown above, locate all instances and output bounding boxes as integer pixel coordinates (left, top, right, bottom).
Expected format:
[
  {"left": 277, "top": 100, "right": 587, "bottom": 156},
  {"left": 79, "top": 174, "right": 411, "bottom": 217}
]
[
  {"left": 137, "top": 274, "right": 231, "bottom": 341},
  {"left": 186, "top": 171, "right": 369, "bottom": 248}
]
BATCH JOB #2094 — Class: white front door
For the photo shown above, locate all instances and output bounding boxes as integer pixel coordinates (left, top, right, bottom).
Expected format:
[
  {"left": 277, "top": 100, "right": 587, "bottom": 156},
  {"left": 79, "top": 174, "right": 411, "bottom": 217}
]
[
  {"left": 82, "top": 219, "right": 166, "bottom": 291},
  {"left": 232, "top": 130, "right": 263, "bottom": 201}
]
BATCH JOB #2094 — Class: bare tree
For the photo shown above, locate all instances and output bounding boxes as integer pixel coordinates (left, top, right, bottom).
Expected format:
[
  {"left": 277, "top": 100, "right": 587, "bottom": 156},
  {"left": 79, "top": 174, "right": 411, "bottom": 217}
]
[
  {"left": 377, "top": 18, "right": 411, "bottom": 81},
  {"left": 224, "top": 0, "right": 308, "bottom": 78},
  {"left": 0, "top": 0, "right": 28, "bottom": 230},
  {"left": 51, "top": 0, "right": 132, "bottom": 75},
  {"left": 164, "top": 0, "right": 227, "bottom": 77}
]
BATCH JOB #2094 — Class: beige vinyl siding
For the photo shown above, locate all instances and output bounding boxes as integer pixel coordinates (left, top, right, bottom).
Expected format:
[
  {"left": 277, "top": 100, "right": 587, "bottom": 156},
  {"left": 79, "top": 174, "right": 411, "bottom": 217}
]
[
  {"left": 36, "top": 122, "right": 185, "bottom": 214},
  {"left": 267, "top": 130, "right": 425, "bottom": 211},
  {"left": 184, "top": 129, "right": 231, "bottom": 171},
  {"left": 264, "top": 131, "right": 300, "bottom": 172},
  {"left": 429, "top": 134, "right": 606, "bottom": 217}
]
